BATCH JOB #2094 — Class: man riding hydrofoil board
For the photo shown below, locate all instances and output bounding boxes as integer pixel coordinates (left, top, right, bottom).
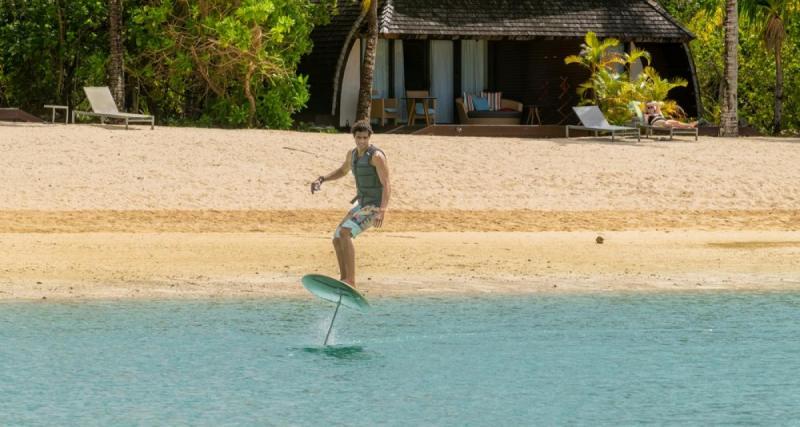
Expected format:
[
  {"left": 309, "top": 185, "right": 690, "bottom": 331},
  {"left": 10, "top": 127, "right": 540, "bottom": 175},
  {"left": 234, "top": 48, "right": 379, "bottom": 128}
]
[{"left": 310, "top": 120, "right": 391, "bottom": 288}]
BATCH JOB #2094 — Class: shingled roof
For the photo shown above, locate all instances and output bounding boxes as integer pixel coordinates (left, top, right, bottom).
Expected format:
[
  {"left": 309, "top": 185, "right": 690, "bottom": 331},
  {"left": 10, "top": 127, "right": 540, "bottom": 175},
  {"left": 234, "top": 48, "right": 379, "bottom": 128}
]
[
  {"left": 380, "top": 0, "right": 693, "bottom": 42},
  {"left": 299, "top": 0, "right": 693, "bottom": 118}
]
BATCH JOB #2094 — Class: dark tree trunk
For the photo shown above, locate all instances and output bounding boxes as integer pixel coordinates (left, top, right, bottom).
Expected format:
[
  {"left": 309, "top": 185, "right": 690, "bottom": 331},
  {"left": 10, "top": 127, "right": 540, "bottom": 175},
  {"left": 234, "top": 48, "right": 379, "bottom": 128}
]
[
  {"left": 55, "top": 0, "right": 65, "bottom": 102},
  {"left": 773, "top": 49, "right": 782, "bottom": 135},
  {"left": 355, "top": 0, "right": 378, "bottom": 123},
  {"left": 720, "top": 0, "right": 738, "bottom": 137},
  {"left": 109, "top": 0, "right": 125, "bottom": 110}
]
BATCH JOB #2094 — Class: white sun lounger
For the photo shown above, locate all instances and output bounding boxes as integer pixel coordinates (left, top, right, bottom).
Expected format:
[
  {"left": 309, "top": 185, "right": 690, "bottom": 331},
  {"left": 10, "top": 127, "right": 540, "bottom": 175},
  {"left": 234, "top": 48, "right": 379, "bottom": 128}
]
[
  {"left": 72, "top": 87, "right": 154, "bottom": 129},
  {"left": 566, "top": 106, "right": 640, "bottom": 142}
]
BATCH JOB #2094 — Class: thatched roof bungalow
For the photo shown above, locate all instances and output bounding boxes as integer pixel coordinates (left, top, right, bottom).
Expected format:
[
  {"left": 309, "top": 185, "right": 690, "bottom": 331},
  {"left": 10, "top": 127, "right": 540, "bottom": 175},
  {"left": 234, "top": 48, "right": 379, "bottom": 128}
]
[{"left": 298, "top": 0, "right": 700, "bottom": 128}]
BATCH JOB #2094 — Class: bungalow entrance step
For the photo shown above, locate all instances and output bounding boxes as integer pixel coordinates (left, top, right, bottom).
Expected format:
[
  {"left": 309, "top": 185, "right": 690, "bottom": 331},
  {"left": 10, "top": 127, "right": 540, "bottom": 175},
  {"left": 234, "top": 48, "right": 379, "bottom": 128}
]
[
  {"left": 0, "top": 108, "right": 44, "bottom": 123},
  {"left": 382, "top": 124, "right": 428, "bottom": 134}
]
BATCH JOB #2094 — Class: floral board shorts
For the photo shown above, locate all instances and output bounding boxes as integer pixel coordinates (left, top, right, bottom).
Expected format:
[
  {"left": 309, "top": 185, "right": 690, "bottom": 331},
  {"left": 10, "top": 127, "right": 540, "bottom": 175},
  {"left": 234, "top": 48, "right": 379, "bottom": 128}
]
[{"left": 334, "top": 203, "right": 380, "bottom": 239}]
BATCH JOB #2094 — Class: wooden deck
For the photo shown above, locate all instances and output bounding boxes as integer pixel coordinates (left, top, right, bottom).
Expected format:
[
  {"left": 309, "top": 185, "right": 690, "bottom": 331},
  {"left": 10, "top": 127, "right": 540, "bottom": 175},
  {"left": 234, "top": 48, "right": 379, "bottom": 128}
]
[
  {"left": 377, "top": 124, "right": 761, "bottom": 138},
  {"left": 0, "top": 108, "right": 44, "bottom": 123}
]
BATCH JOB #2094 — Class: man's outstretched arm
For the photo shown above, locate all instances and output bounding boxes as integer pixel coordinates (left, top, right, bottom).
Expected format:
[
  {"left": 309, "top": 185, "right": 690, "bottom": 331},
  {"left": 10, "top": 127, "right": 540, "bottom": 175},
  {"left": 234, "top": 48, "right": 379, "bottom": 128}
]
[{"left": 311, "top": 150, "right": 352, "bottom": 194}]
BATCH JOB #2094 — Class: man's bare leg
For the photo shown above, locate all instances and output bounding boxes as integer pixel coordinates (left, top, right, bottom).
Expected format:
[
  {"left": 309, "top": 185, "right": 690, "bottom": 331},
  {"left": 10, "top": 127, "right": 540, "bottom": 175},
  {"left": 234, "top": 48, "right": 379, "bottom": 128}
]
[
  {"left": 332, "top": 237, "right": 347, "bottom": 282},
  {"left": 339, "top": 228, "right": 356, "bottom": 286}
]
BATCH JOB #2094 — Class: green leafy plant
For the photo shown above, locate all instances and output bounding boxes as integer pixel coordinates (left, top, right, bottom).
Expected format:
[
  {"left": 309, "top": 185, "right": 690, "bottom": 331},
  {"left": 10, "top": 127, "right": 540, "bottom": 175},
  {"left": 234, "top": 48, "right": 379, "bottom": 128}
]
[
  {"left": 0, "top": 0, "right": 333, "bottom": 128},
  {"left": 0, "top": 0, "right": 108, "bottom": 112},
  {"left": 129, "top": 0, "right": 330, "bottom": 128},
  {"left": 662, "top": 0, "right": 800, "bottom": 135},
  {"left": 566, "top": 32, "right": 688, "bottom": 125}
]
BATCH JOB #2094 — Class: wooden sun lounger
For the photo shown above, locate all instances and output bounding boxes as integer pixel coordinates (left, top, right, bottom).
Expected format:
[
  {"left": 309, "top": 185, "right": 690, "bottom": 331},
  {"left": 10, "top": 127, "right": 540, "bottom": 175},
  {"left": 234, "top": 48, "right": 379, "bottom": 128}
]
[{"left": 72, "top": 87, "right": 154, "bottom": 130}]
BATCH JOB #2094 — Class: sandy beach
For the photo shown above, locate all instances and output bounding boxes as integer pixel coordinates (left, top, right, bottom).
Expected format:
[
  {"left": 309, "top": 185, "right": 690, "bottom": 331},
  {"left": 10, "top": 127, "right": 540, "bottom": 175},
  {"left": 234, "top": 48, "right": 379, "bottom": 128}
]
[{"left": 1, "top": 123, "right": 799, "bottom": 299}]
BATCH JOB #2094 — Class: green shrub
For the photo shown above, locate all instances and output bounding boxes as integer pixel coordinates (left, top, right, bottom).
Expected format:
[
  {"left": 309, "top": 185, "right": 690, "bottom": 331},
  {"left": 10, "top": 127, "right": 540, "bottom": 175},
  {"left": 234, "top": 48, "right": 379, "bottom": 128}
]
[{"left": 566, "top": 32, "right": 688, "bottom": 125}]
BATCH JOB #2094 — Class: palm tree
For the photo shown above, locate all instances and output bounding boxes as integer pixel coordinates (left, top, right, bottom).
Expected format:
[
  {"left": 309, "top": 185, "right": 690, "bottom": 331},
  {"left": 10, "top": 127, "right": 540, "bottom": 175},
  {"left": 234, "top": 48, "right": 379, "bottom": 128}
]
[
  {"left": 331, "top": 0, "right": 377, "bottom": 124},
  {"left": 741, "top": 0, "right": 792, "bottom": 134},
  {"left": 355, "top": 0, "right": 378, "bottom": 123},
  {"left": 565, "top": 31, "right": 652, "bottom": 118},
  {"left": 564, "top": 32, "right": 629, "bottom": 104},
  {"left": 109, "top": 0, "right": 124, "bottom": 110},
  {"left": 720, "top": 0, "right": 739, "bottom": 136}
]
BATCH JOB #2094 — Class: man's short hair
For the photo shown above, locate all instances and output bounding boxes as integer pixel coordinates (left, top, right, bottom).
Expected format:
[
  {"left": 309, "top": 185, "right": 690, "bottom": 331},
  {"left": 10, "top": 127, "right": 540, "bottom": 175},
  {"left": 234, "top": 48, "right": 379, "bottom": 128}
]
[{"left": 351, "top": 120, "right": 373, "bottom": 136}]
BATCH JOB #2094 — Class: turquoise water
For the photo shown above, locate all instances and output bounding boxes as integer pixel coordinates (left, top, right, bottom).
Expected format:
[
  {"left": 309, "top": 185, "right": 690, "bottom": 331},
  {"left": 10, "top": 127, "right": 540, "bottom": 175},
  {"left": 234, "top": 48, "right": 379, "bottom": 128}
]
[{"left": 2, "top": 293, "right": 800, "bottom": 425}]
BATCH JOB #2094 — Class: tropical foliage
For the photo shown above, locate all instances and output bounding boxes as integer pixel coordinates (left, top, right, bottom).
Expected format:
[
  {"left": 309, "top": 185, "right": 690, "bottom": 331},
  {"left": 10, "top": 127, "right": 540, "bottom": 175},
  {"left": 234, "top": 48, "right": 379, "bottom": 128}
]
[
  {"left": 2, "top": 0, "right": 799, "bottom": 133},
  {"left": 0, "top": 0, "right": 333, "bottom": 128},
  {"left": 661, "top": 0, "right": 800, "bottom": 135},
  {"left": 0, "top": 0, "right": 108, "bottom": 111},
  {"left": 565, "top": 32, "right": 688, "bottom": 125}
]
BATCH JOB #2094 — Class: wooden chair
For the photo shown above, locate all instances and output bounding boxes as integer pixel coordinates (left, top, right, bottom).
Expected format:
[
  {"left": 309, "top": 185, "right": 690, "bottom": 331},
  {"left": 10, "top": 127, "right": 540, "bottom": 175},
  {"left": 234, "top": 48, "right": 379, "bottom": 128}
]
[
  {"left": 406, "top": 90, "right": 437, "bottom": 125},
  {"left": 370, "top": 97, "right": 400, "bottom": 126}
]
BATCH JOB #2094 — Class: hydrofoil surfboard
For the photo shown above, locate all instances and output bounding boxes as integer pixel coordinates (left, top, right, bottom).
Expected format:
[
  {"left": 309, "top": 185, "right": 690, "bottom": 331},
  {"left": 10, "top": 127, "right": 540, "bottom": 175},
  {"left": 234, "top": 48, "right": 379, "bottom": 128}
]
[{"left": 301, "top": 274, "right": 369, "bottom": 345}]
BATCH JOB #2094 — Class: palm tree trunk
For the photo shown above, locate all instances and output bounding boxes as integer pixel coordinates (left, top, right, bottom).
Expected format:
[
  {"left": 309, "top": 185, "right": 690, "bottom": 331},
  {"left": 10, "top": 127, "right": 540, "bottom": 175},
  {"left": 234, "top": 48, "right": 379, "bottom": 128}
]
[
  {"left": 355, "top": 0, "right": 378, "bottom": 123},
  {"left": 55, "top": 0, "right": 65, "bottom": 102},
  {"left": 720, "top": 0, "right": 738, "bottom": 137},
  {"left": 331, "top": 6, "right": 367, "bottom": 116},
  {"left": 109, "top": 0, "right": 125, "bottom": 110},
  {"left": 773, "top": 49, "right": 782, "bottom": 135}
]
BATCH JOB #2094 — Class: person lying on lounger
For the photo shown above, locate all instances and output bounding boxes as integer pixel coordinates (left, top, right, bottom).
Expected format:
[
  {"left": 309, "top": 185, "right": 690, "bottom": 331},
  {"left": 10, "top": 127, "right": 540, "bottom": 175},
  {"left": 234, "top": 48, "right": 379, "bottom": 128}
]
[{"left": 644, "top": 101, "right": 697, "bottom": 129}]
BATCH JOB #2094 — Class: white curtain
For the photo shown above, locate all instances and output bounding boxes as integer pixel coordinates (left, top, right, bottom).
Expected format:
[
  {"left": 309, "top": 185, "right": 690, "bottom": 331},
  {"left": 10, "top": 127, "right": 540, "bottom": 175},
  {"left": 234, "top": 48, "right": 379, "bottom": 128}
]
[
  {"left": 430, "top": 40, "right": 454, "bottom": 123},
  {"left": 373, "top": 39, "right": 390, "bottom": 98},
  {"left": 461, "top": 40, "right": 487, "bottom": 95},
  {"left": 393, "top": 40, "right": 406, "bottom": 121}
]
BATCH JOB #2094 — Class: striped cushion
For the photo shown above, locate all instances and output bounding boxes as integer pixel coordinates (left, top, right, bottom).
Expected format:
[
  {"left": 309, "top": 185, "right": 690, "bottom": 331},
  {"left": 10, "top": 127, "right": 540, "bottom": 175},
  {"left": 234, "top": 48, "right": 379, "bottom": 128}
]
[
  {"left": 481, "top": 91, "right": 503, "bottom": 111},
  {"left": 463, "top": 92, "right": 476, "bottom": 112}
]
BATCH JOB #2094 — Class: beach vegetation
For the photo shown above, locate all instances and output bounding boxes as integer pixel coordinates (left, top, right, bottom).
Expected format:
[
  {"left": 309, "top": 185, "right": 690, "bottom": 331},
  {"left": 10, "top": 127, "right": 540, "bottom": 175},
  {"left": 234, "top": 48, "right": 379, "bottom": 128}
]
[
  {"left": 0, "top": 0, "right": 334, "bottom": 129},
  {"left": 0, "top": 0, "right": 108, "bottom": 110},
  {"left": 566, "top": 32, "right": 688, "bottom": 125},
  {"left": 128, "top": 0, "right": 333, "bottom": 128},
  {"left": 737, "top": 0, "right": 793, "bottom": 134},
  {"left": 661, "top": 0, "right": 800, "bottom": 135}
]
